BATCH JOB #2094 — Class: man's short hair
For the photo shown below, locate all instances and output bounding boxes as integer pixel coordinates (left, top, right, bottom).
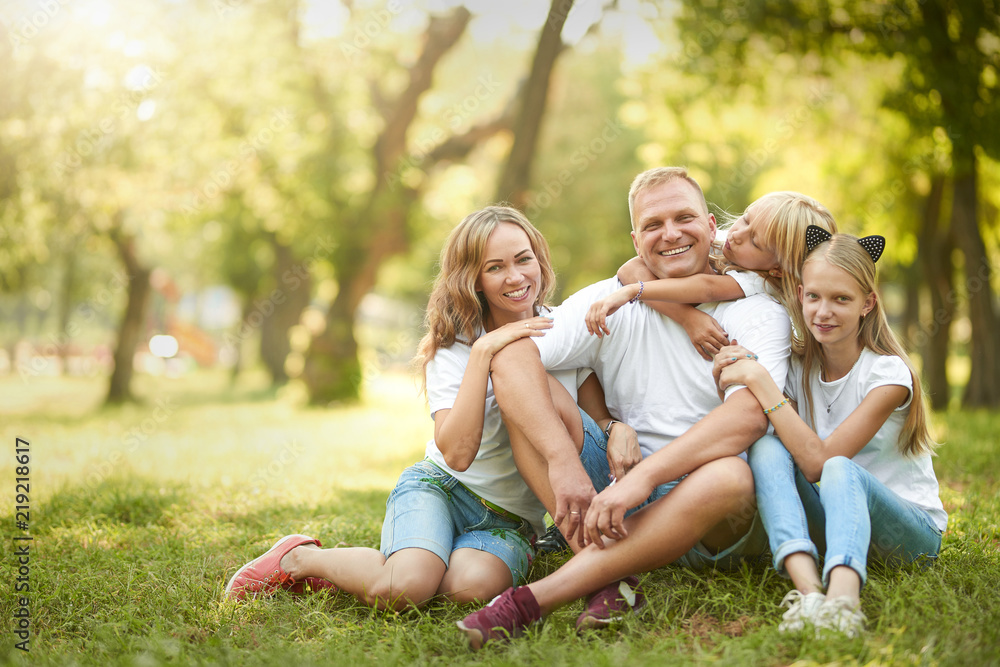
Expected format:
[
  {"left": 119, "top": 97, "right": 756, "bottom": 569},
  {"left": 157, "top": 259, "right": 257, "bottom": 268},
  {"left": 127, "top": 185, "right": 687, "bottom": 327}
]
[{"left": 628, "top": 167, "right": 709, "bottom": 230}]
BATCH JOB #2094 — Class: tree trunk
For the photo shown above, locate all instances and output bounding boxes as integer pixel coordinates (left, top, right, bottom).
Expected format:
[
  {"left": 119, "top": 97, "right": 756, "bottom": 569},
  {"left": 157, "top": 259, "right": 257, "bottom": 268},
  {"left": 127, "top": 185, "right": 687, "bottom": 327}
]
[
  {"left": 916, "top": 175, "right": 952, "bottom": 410},
  {"left": 259, "top": 235, "right": 311, "bottom": 387},
  {"left": 301, "top": 293, "right": 361, "bottom": 405},
  {"left": 494, "top": 0, "right": 574, "bottom": 209},
  {"left": 57, "top": 246, "right": 77, "bottom": 374},
  {"left": 105, "top": 230, "right": 152, "bottom": 405},
  {"left": 951, "top": 152, "right": 1000, "bottom": 407},
  {"left": 229, "top": 294, "right": 255, "bottom": 386}
]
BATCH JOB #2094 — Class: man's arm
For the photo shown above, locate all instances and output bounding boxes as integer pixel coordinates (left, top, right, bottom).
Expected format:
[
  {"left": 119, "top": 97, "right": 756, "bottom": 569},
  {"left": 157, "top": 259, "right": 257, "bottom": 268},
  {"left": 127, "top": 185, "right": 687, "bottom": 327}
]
[
  {"left": 490, "top": 338, "right": 597, "bottom": 545},
  {"left": 582, "top": 387, "right": 767, "bottom": 544},
  {"left": 634, "top": 387, "right": 766, "bottom": 485}
]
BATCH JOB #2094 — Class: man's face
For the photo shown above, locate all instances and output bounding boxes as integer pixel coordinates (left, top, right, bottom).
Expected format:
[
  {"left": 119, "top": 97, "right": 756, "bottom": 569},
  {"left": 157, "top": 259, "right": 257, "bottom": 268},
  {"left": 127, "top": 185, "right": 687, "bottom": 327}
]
[{"left": 630, "top": 179, "right": 717, "bottom": 279}]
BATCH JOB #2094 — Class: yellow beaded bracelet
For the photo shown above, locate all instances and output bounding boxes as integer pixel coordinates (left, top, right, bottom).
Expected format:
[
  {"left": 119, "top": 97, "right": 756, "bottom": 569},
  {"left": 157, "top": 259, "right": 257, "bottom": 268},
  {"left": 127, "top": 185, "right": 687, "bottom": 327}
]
[{"left": 763, "top": 397, "right": 790, "bottom": 414}]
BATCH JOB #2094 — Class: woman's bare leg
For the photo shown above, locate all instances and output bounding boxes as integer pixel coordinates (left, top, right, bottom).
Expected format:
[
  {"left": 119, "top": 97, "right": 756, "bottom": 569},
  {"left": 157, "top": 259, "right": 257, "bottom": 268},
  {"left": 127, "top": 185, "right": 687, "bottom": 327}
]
[{"left": 281, "top": 545, "right": 446, "bottom": 611}]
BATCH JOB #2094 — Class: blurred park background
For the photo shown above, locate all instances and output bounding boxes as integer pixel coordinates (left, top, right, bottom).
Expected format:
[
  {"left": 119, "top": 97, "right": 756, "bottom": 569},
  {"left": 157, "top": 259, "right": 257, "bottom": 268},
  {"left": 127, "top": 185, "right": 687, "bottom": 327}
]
[
  {"left": 1, "top": 0, "right": 998, "bottom": 411},
  {"left": 2, "top": 2, "right": 1000, "bottom": 663}
]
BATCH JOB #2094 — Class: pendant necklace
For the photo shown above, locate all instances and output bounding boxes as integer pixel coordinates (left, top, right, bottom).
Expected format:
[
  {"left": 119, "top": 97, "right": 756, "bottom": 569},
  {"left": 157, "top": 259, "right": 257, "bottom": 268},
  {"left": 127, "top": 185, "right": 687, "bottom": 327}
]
[{"left": 822, "top": 353, "right": 863, "bottom": 414}]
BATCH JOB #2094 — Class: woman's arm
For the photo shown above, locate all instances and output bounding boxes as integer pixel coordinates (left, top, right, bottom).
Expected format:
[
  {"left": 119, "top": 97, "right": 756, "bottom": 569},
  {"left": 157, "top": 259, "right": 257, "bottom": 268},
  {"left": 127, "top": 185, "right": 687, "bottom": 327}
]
[
  {"left": 715, "top": 347, "right": 909, "bottom": 482},
  {"left": 575, "top": 373, "right": 640, "bottom": 481},
  {"left": 433, "top": 316, "right": 552, "bottom": 472}
]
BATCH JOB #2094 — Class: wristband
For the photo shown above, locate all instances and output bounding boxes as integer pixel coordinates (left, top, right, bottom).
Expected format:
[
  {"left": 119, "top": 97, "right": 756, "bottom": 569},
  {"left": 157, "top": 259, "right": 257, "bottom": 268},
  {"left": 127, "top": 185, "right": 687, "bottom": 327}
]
[
  {"left": 763, "top": 397, "right": 790, "bottom": 415},
  {"left": 603, "top": 420, "right": 621, "bottom": 439},
  {"left": 629, "top": 281, "right": 644, "bottom": 304}
]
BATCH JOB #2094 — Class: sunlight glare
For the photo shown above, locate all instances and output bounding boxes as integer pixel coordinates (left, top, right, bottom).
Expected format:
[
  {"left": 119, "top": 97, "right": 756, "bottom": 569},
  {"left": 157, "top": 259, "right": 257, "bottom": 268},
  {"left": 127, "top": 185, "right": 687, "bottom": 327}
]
[{"left": 136, "top": 100, "right": 156, "bottom": 121}]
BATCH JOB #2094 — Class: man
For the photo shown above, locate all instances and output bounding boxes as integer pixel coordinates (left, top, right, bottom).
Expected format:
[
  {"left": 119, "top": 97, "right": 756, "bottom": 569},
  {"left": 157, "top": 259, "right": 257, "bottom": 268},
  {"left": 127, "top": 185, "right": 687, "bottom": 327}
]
[{"left": 458, "top": 167, "right": 790, "bottom": 646}]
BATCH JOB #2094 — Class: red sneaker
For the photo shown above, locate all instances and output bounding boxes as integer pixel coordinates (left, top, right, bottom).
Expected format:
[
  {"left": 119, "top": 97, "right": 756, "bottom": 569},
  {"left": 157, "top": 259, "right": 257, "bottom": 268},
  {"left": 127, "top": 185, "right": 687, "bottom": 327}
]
[
  {"left": 456, "top": 587, "right": 542, "bottom": 650},
  {"left": 575, "top": 576, "right": 646, "bottom": 631},
  {"left": 224, "top": 534, "right": 321, "bottom": 601},
  {"left": 287, "top": 577, "right": 337, "bottom": 595}
]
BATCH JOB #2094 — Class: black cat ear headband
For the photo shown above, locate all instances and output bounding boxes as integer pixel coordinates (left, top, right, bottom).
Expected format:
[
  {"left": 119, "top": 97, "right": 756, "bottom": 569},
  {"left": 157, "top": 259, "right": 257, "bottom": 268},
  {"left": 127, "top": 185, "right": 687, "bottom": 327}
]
[{"left": 805, "top": 225, "right": 885, "bottom": 263}]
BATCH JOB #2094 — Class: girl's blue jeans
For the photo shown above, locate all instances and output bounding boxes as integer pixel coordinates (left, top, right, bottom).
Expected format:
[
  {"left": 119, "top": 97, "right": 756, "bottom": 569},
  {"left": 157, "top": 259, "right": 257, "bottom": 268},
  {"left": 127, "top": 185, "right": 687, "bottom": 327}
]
[{"left": 747, "top": 434, "right": 942, "bottom": 588}]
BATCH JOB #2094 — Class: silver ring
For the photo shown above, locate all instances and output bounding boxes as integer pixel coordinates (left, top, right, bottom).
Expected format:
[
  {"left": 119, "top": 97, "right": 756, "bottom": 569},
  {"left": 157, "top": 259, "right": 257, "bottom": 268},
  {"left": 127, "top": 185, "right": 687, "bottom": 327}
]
[{"left": 569, "top": 511, "right": 580, "bottom": 514}]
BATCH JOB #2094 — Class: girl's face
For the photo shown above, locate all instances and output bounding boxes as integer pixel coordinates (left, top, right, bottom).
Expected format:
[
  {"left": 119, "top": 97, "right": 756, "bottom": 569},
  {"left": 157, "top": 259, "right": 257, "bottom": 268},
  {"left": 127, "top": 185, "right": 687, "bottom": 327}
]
[
  {"left": 723, "top": 203, "right": 780, "bottom": 272},
  {"left": 798, "top": 257, "right": 875, "bottom": 348},
  {"left": 475, "top": 222, "right": 542, "bottom": 327}
]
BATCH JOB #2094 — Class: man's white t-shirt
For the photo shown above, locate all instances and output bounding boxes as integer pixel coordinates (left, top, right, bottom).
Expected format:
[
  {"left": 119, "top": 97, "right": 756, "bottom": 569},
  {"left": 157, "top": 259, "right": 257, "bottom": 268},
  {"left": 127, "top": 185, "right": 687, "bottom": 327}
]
[
  {"left": 786, "top": 349, "right": 948, "bottom": 531},
  {"left": 533, "top": 276, "right": 791, "bottom": 459},
  {"left": 424, "top": 337, "right": 580, "bottom": 536}
]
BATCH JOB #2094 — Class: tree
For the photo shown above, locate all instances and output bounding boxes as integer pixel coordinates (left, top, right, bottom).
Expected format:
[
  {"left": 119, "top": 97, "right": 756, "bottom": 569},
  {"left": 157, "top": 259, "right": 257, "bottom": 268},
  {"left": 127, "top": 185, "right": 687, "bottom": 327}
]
[{"left": 677, "top": 0, "right": 1000, "bottom": 407}]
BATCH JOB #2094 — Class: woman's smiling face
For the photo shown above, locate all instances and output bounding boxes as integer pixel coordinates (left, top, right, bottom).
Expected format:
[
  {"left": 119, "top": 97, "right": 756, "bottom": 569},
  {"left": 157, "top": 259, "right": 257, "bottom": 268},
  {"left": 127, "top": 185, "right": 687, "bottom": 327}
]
[{"left": 475, "top": 222, "right": 542, "bottom": 327}]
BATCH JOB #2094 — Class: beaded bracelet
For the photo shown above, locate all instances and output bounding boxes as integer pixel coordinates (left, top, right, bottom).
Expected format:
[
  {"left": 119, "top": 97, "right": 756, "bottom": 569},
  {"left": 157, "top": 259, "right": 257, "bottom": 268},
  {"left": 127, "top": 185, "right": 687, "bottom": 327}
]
[
  {"left": 629, "top": 280, "right": 644, "bottom": 304},
  {"left": 763, "top": 397, "right": 790, "bottom": 415}
]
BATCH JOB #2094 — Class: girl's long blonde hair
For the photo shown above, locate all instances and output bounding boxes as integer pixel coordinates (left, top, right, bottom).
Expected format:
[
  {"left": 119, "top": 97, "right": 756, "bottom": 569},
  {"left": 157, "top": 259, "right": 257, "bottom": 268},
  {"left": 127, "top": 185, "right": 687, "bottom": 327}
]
[
  {"left": 414, "top": 206, "right": 556, "bottom": 390},
  {"left": 713, "top": 192, "right": 838, "bottom": 354},
  {"left": 799, "top": 234, "right": 935, "bottom": 457}
]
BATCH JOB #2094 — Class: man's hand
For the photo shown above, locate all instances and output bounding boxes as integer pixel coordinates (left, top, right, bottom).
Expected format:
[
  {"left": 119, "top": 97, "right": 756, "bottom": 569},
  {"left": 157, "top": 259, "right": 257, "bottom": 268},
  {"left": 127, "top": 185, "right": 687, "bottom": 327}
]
[
  {"left": 582, "top": 468, "right": 654, "bottom": 547},
  {"left": 549, "top": 460, "right": 597, "bottom": 549},
  {"left": 605, "top": 421, "right": 641, "bottom": 482}
]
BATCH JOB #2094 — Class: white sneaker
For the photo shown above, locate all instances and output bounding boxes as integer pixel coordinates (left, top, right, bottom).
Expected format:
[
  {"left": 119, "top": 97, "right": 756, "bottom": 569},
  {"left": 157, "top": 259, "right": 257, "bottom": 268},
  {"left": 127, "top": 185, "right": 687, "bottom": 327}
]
[
  {"left": 814, "top": 596, "right": 866, "bottom": 638},
  {"left": 777, "top": 590, "right": 827, "bottom": 633}
]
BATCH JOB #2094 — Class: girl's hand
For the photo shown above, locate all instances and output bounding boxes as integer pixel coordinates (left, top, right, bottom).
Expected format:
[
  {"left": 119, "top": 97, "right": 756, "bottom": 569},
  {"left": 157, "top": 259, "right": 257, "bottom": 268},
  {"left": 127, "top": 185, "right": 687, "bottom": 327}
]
[
  {"left": 678, "top": 309, "right": 730, "bottom": 360},
  {"left": 585, "top": 287, "right": 634, "bottom": 337},
  {"left": 713, "top": 341, "right": 760, "bottom": 392},
  {"left": 605, "top": 421, "right": 641, "bottom": 482},
  {"left": 473, "top": 316, "right": 553, "bottom": 360}
]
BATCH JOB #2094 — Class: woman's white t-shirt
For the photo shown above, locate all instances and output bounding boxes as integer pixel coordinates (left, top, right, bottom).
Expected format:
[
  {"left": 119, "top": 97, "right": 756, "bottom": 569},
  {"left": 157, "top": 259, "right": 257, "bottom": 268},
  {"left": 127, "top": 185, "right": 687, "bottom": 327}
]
[
  {"left": 786, "top": 348, "right": 947, "bottom": 531},
  {"left": 424, "top": 334, "right": 580, "bottom": 537}
]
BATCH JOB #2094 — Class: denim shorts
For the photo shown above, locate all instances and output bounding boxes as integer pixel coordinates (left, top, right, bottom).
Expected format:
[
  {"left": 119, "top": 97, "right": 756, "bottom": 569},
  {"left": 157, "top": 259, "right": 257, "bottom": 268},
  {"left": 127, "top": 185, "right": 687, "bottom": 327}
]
[
  {"left": 578, "top": 408, "right": 614, "bottom": 492},
  {"left": 380, "top": 460, "right": 536, "bottom": 586}
]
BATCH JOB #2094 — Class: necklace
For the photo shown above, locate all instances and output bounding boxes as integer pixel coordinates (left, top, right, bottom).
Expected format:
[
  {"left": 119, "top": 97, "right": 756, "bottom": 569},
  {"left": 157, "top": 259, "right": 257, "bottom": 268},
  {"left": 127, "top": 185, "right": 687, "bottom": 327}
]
[{"left": 821, "top": 353, "right": 863, "bottom": 414}]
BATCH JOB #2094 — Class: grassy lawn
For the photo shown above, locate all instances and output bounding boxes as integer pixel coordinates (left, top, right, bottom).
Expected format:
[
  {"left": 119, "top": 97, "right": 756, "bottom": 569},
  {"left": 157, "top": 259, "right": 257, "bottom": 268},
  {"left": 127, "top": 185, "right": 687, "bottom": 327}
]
[{"left": 1, "top": 368, "right": 998, "bottom": 665}]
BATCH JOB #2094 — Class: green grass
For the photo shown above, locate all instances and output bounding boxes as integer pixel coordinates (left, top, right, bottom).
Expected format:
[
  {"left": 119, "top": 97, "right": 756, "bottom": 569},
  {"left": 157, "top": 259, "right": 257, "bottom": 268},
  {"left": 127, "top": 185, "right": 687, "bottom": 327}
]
[{"left": 1, "top": 369, "right": 998, "bottom": 665}]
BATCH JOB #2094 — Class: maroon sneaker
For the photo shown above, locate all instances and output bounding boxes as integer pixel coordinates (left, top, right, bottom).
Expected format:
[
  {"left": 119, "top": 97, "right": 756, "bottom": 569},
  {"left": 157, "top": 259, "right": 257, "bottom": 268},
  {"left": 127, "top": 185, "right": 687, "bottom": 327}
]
[
  {"left": 575, "top": 575, "right": 646, "bottom": 631},
  {"left": 456, "top": 586, "right": 542, "bottom": 650}
]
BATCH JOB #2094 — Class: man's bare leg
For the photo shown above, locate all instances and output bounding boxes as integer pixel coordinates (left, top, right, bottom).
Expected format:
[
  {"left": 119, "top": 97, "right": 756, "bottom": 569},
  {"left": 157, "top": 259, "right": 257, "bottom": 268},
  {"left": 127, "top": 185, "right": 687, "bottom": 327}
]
[
  {"left": 491, "top": 339, "right": 596, "bottom": 539},
  {"left": 525, "top": 457, "right": 757, "bottom": 613}
]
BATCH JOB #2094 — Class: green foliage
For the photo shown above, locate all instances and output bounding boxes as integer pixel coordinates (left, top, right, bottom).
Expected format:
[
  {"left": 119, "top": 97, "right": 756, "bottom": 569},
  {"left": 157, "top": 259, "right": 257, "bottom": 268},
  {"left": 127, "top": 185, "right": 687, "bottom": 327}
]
[{"left": 1, "top": 371, "right": 998, "bottom": 665}]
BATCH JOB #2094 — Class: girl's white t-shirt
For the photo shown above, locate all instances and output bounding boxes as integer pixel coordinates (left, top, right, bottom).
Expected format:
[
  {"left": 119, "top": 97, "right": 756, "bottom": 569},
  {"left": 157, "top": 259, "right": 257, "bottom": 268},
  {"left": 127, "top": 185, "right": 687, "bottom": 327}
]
[
  {"left": 786, "top": 348, "right": 947, "bottom": 531},
  {"left": 424, "top": 334, "right": 581, "bottom": 537}
]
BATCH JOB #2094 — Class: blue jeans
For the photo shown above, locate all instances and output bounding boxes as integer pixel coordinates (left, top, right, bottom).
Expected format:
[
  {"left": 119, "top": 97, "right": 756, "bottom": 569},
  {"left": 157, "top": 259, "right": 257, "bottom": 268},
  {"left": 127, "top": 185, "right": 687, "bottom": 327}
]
[{"left": 748, "top": 435, "right": 942, "bottom": 588}]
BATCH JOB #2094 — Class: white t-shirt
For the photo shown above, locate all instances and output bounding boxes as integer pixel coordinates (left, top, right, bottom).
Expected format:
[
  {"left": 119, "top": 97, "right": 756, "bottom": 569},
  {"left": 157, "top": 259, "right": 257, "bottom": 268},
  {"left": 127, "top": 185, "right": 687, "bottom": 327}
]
[
  {"left": 424, "top": 336, "right": 579, "bottom": 536},
  {"left": 786, "top": 349, "right": 947, "bottom": 531},
  {"left": 729, "top": 269, "right": 768, "bottom": 298},
  {"left": 533, "top": 276, "right": 791, "bottom": 459}
]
